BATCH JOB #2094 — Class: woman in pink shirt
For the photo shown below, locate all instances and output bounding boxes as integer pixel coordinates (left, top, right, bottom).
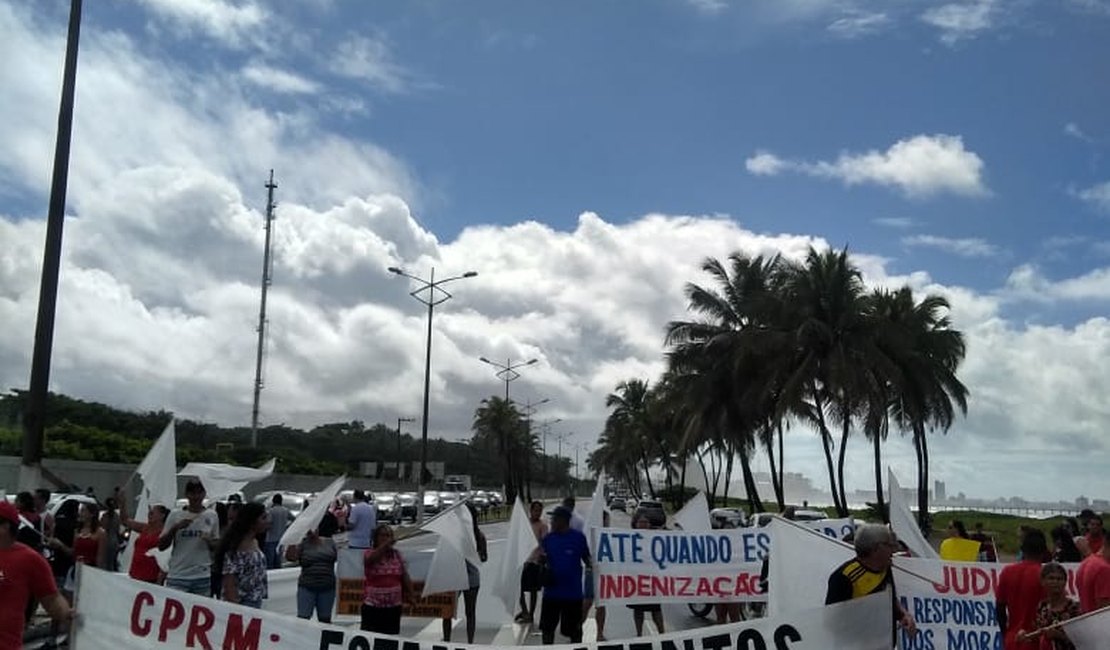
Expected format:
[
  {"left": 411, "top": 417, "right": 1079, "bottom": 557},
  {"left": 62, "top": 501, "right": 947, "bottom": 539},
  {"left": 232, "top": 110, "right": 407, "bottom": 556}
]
[{"left": 361, "top": 524, "right": 415, "bottom": 634}]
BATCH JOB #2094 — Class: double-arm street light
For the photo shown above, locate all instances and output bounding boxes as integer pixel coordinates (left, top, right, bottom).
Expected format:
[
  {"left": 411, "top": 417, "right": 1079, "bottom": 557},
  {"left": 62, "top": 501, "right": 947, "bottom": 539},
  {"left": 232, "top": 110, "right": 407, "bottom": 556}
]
[
  {"left": 478, "top": 357, "right": 538, "bottom": 401},
  {"left": 388, "top": 266, "right": 477, "bottom": 524}
]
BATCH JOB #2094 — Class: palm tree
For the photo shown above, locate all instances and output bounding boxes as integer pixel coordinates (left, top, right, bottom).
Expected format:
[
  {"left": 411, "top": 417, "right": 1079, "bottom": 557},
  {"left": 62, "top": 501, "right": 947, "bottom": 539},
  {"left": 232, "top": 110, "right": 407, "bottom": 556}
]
[
  {"left": 882, "top": 289, "right": 969, "bottom": 528},
  {"left": 471, "top": 396, "right": 526, "bottom": 504},
  {"left": 605, "top": 379, "right": 659, "bottom": 498}
]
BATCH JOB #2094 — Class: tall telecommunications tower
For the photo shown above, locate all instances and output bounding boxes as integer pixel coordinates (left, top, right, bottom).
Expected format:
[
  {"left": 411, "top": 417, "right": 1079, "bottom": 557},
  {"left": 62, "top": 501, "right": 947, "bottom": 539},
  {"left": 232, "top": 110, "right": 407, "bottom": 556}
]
[{"left": 250, "top": 170, "right": 277, "bottom": 448}]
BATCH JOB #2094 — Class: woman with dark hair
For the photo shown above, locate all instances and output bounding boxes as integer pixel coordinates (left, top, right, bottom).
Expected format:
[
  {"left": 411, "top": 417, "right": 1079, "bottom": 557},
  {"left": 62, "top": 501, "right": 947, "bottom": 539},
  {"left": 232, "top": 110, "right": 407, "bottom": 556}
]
[
  {"left": 216, "top": 501, "right": 269, "bottom": 608},
  {"left": 49, "top": 502, "right": 106, "bottom": 594},
  {"left": 287, "top": 511, "right": 339, "bottom": 623},
  {"left": 1018, "top": 562, "right": 1081, "bottom": 650},
  {"left": 115, "top": 489, "right": 170, "bottom": 584},
  {"left": 362, "top": 524, "right": 414, "bottom": 634},
  {"left": 1052, "top": 526, "right": 1083, "bottom": 563},
  {"left": 940, "top": 519, "right": 980, "bottom": 561}
]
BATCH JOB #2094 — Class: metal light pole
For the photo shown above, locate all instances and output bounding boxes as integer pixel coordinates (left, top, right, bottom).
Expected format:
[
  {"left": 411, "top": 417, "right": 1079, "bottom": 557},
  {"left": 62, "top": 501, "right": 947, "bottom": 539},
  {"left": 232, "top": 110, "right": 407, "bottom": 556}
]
[
  {"left": 478, "top": 357, "right": 538, "bottom": 401},
  {"left": 21, "top": 0, "right": 83, "bottom": 491},
  {"left": 518, "top": 398, "right": 549, "bottom": 502},
  {"left": 538, "top": 417, "right": 562, "bottom": 479},
  {"left": 396, "top": 417, "right": 414, "bottom": 481},
  {"left": 553, "top": 431, "right": 571, "bottom": 490},
  {"left": 388, "top": 266, "right": 477, "bottom": 524}
]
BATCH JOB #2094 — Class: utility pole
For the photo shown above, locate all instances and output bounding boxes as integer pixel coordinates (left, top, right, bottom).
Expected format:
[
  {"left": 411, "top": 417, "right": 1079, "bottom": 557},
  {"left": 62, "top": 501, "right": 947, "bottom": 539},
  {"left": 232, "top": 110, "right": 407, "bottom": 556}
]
[
  {"left": 21, "top": 0, "right": 83, "bottom": 491},
  {"left": 250, "top": 171, "right": 277, "bottom": 448}
]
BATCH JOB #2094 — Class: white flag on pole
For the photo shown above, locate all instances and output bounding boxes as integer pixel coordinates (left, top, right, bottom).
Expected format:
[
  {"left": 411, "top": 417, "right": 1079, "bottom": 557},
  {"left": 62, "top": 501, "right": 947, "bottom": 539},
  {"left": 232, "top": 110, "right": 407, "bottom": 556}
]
[
  {"left": 672, "top": 491, "right": 712, "bottom": 531},
  {"left": 420, "top": 500, "right": 481, "bottom": 566},
  {"left": 1058, "top": 604, "right": 1110, "bottom": 650},
  {"left": 135, "top": 420, "right": 178, "bottom": 519},
  {"left": 178, "top": 457, "right": 275, "bottom": 501},
  {"left": 421, "top": 535, "right": 470, "bottom": 597},
  {"left": 279, "top": 475, "right": 346, "bottom": 547},
  {"left": 888, "top": 468, "right": 938, "bottom": 559},
  {"left": 492, "top": 498, "right": 540, "bottom": 615}
]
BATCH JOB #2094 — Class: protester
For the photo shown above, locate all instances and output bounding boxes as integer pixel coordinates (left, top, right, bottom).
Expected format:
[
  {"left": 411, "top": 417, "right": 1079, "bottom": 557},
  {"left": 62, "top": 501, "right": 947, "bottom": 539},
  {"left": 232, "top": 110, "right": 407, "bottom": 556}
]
[
  {"left": 216, "top": 501, "right": 269, "bottom": 608},
  {"left": 49, "top": 502, "right": 106, "bottom": 590},
  {"left": 116, "top": 489, "right": 169, "bottom": 584},
  {"left": 562, "top": 496, "right": 586, "bottom": 531},
  {"left": 16, "top": 492, "right": 46, "bottom": 623},
  {"left": 263, "top": 494, "right": 294, "bottom": 569},
  {"left": 99, "top": 496, "right": 123, "bottom": 572},
  {"left": 48, "top": 497, "right": 79, "bottom": 594},
  {"left": 444, "top": 502, "right": 488, "bottom": 643},
  {"left": 361, "top": 524, "right": 415, "bottom": 635},
  {"left": 1075, "top": 525, "right": 1110, "bottom": 613},
  {"left": 996, "top": 528, "right": 1048, "bottom": 650},
  {"left": 347, "top": 490, "right": 377, "bottom": 550},
  {"left": 538, "top": 506, "right": 591, "bottom": 644},
  {"left": 287, "top": 511, "right": 339, "bottom": 623},
  {"left": 825, "top": 523, "right": 916, "bottom": 643},
  {"left": 589, "top": 510, "right": 611, "bottom": 641},
  {"left": 940, "top": 519, "right": 981, "bottom": 562},
  {"left": 1016, "top": 562, "right": 1081, "bottom": 650},
  {"left": 0, "top": 501, "right": 73, "bottom": 650},
  {"left": 1085, "top": 515, "right": 1104, "bottom": 556},
  {"left": 1051, "top": 525, "right": 1083, "bottom": 563},
  {"left": 34, "top": 489, "right": 54, "bottom": 539},
  {"left": 516, "top": 500, "right": 549, "bottom": 624},
  {"left": 971, "top": 522, "right": 998, "bottom": 562},
  {"left": 159, "top": 479, "right": 220, "bottom": 595},
  {"left": 627, "top": 510, "right": 665, "bottom": 636}
]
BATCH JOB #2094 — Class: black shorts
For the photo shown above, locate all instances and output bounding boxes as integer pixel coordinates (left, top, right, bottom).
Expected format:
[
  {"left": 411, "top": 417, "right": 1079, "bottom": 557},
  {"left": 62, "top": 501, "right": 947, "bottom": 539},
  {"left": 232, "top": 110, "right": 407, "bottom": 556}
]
[
  {"left": 360, "top": 604, "right": 402, "bottom": 635},
  {"left": 627, "top": 603, "right": 662, "bottom": 613},
  {"left": 540, "top": 596, "right": 583, "bottom": 643},
  {"left": 521, "top": 562, "right": 542, "bottom": 591}
]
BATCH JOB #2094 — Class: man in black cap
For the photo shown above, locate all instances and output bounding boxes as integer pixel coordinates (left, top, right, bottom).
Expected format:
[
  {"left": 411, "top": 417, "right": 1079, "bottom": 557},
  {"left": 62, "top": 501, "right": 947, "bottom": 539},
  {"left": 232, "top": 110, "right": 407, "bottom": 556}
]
[
  {"left": 537, "top": 506, "right": 591, "bottom": 644},
  {"left": 0, "top": 500, "right": 73, "bottom": 649}
]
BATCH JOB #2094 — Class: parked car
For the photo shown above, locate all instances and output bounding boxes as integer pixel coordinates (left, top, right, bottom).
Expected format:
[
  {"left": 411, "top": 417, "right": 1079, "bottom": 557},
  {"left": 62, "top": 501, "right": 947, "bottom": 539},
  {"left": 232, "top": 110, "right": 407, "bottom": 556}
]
[
  {"left": 375, "top": 493, "right": 400, "bottom": 524},
  {"left": 609, "top": 497, "right": 627, "bottom": 512},
  {"left": 709, "top": 507, "right": 746, "bottom": 528},
  {"left": 470, "top": 491, "right": 490, "bottom": 512},
  {"left": 423, "top": 492, "right": 441, "bottom": 514},
  {"left": 635, "top": 499, "right": 667, "bottom": 527},
  {"left": 252, "top": 491, "right": 308, "bottom": 519},
  {"left": 397, "top": 493, "right": 419, "bottom": 522},
  {"left": 438, "top": 491, "right": 460, "bottom": 509}
]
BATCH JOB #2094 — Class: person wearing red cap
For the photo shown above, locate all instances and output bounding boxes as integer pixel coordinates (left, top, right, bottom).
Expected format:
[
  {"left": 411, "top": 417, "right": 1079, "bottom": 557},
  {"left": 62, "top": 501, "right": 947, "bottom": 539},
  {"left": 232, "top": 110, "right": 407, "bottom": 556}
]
[{"left": 0, "top": 500, "right": 73, "bottom": 650}]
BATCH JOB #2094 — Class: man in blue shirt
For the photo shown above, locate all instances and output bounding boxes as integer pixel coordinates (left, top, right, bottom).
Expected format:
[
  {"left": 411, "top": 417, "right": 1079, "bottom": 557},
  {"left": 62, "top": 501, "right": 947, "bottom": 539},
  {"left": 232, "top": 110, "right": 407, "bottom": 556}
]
[
  {"left": 347, "top": 490, "right": 377, "bottom": 549},
  {"left": 539, "top": 506, "right": 591, "bottom": 644}
]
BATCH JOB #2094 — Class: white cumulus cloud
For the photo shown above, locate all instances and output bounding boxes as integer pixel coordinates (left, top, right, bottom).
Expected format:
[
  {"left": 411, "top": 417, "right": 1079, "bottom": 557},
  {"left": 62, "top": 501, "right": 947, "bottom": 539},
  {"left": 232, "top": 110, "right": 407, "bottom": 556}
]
[
  {"left": 241, "top": 63, "right": 319, "bottom": 94},
  {"left": 921, "top": 0, "right": 997, "bottom": 46},
  {"left": 902, "top": 234, "right": 999, "bottom": 258},
  {"left": 746, "top": 134, "right": 988, "bottom": 198},
  {"left": 1076, "top": 181, "right": 1110, "bottom": 212}
]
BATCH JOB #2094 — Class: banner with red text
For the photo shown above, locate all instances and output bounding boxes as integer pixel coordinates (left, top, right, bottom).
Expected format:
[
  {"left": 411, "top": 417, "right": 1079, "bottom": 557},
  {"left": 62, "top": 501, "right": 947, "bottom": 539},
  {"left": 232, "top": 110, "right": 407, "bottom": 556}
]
[{"left": 72, "top": 565, "right": 893, "bottom": 650}]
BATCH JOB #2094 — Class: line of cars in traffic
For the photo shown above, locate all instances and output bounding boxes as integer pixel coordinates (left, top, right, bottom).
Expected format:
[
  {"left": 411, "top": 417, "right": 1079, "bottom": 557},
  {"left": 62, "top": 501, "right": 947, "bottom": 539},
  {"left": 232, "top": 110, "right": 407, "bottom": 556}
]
[{"left": 607, "top": 493, "right": 828, "bottom": 530}]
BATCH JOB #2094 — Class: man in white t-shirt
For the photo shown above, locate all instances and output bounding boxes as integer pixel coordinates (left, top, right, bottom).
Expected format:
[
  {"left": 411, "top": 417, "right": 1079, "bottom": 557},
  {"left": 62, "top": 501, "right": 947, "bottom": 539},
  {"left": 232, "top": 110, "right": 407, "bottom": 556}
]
[
  {"left": 159, "top": 479, "right": 220, "bottom": 595},
  {"left": 562, "top": 496, "right": 585, "bottom": 532},
  {"left": 346, "top": 489, "right": 377, "bottom": 549}
]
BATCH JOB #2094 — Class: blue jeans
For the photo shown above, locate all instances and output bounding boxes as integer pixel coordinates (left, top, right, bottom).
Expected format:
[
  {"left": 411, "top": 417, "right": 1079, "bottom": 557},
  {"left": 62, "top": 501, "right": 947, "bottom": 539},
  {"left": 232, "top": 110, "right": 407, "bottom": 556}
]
[
  {"left": 263, "top": 541, "right": 281, "bottom": 569},
  {"left": 297, "top": 586, "right": 336, "bottom": 622},
  {"left": 166, "top": 576, "right": 212, "bottom": 595}
]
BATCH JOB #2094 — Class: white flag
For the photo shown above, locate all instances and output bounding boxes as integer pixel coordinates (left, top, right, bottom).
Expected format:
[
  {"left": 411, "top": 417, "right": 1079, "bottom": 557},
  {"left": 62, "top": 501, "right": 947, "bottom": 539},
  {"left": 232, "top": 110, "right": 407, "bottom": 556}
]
[
  {"left": 672, "top": 491, "right": 712, "bottom": 532},
  {"left": 767, "top": 516, "right": 855, "bottom": 616},
  {"left": 178, "top": 457, "right": 275, "bottom": 502},
  {"left": 1058, "top": 604, "right": 1110, "bottom": 649},
  {"left": 279, "top": 475, "right": 346, "bottom": 548},
  {"left": 889, "top": 468, "right": 938, "bottom": 559},
  {"left": 420, "top": 500, "right": 481, "bottom": 566},
  {"left": 135, "top": 420, "right": 177, "bottom": 519},
  {"left": 492, "top": 498, "right": 540, "bottom": 615},
  {"left": 421, "top": 535, "right": 470, "bottom": 597}
]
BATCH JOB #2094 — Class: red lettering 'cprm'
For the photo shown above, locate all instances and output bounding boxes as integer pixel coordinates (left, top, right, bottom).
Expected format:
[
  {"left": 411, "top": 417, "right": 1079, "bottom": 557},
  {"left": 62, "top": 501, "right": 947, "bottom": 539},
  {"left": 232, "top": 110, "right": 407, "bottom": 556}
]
[
  {"left": 158, "top": 598, "right": 187, "bottom": 642},
  {"left": 130, "top": 591, "right": 155, "bottom": 637},
  {"left": 222, "top": 613, "right": 262, "bottom": 650}
]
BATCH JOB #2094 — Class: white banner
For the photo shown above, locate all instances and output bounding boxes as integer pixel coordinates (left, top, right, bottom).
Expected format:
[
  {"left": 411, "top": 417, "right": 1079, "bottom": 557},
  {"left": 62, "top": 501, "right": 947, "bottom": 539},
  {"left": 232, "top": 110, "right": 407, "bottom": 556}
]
[
  {"left": 1058, "top": 604, "right": 1110, "bottom": 650},
  {"left": 595, "top": 518, "right": 856, "bottom": 605},
  {"left": 73, "top": 565, "right": 893, "bottom": 650},
  {"left": 895, "top": 557, "right": 1082, "bottom": 650},
  {"left": 594, "top": 527, "right": 770, "bottom": 604}
]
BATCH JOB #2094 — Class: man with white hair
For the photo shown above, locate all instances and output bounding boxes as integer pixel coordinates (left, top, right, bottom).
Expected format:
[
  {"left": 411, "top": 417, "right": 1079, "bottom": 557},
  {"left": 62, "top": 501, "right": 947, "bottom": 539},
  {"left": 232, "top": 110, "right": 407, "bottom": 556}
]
[{"left": 826, "top": 523, "right": 916, "bottom": 641}]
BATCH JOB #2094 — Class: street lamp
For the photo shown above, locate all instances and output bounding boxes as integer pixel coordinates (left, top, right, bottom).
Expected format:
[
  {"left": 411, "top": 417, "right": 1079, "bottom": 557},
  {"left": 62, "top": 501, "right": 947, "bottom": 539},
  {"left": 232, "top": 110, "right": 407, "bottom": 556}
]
[
  {"left": 518, "top": 398, "right": 550, "bottom": 502},
  {"left": 388, "top": 266, "right": 477, "bottom": 524},
  {"left": 478, "top": 357, "right": 538, "bottom": 401}
]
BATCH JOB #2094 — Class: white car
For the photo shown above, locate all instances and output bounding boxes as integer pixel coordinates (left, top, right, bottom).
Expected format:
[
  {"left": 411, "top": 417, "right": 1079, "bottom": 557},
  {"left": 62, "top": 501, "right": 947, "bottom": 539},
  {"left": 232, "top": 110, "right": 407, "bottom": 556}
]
[{"left": 422, "top": 492, "right": 441, "bottom": 514}]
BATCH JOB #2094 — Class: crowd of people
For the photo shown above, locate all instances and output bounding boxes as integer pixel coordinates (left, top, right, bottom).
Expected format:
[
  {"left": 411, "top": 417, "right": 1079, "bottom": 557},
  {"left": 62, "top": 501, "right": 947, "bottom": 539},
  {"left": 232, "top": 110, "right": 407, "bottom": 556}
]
[{"left": 826, "top": 510, "right": 1109, "bottom": 650}]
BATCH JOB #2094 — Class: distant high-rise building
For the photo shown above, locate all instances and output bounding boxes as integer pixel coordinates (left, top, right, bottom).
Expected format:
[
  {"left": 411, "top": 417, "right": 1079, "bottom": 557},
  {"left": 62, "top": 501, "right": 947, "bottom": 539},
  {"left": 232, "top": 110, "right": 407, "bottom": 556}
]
[
  {"left": 1077, "top": 496, "right": 1090, "bottom": 508},
  {"left": 934, "top": 480, "right": 946, "bottom": 501}
]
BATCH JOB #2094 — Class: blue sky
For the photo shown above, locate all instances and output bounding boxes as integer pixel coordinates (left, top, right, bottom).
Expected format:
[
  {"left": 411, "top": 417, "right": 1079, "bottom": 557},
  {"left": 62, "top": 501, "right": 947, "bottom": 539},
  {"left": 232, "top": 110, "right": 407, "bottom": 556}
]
[{"left": 2, "top": 0, "right": 1110, "bottom": 501}]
